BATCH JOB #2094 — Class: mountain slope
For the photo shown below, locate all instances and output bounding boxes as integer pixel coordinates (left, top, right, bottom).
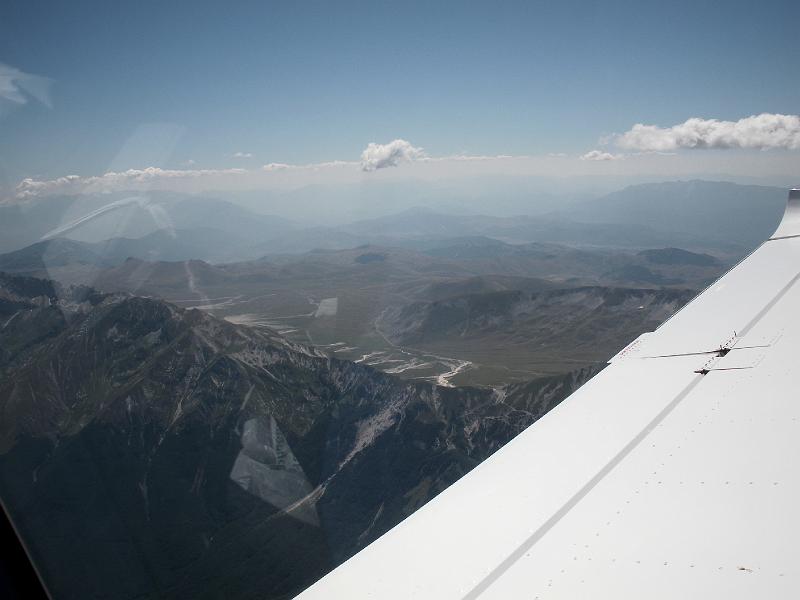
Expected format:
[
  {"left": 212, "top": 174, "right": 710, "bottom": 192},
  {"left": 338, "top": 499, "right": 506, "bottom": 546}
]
[
  {"left": 0, "top": 192, "right": 295, "bottom": 256},
  {"left": 377, "top": 286, "right": 694, "bottom": 377},
  {"left": 0, "top": 238, "right": 108, "bottom": 272},
  {"left": 0, "top": 274, "right": 598, "bottom": 599},
  {"left": 637, "top": 247, "right": 720, "bottom": 266},
  {"left": 568, "top": 180, "right": 785, "bottom": 247}
]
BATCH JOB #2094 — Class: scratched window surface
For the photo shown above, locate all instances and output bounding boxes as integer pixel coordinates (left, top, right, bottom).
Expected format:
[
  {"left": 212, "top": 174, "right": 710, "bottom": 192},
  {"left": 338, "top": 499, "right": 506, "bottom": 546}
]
[{"left": 0, "top": 1, "right": 797, "bottom": 598}]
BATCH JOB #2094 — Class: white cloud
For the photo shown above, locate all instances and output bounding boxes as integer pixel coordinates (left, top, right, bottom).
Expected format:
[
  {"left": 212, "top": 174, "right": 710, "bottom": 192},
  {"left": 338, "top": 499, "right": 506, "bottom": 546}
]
[
  {"left": 15, "top": 167, "right": 246, "bottom": 198},
  {"left": 316, "top": 160, "right": 356, "bottom": 168},
  {"left": 261, "top": 160, "right": 355, "bottom": 172},
  {"left": 9, "top": 147, "right": 800, "bottom": 203},
  {"left": 580, "top": 150, "right": 623, "bottom": 161},
  {"left": 422, "top": 153, "right": 521, "bottom": 162},
  {"left": 233, "top": 151, "right": 253, "bottom": 158},
  {"left": 262, "top": 162, "right": 293, "bottom": 171},
  {"left": 182, "top": 159, "right": 196, "bottom": 166},
  {"left": 13, "top": 160, "right": 366, "bottom": 200},
  {"left": 360, "top": 139, "right": 425, "bottom": 171},
  {"left": 617, "top": 113, "right": 800, "bottom": 152},
  {"left": 0, "top": 62, "right": 52, "bottom": 115}
]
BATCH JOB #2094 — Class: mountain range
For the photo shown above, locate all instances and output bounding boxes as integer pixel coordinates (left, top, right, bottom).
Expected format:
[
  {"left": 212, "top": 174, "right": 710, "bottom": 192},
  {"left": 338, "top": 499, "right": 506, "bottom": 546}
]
[
  {"left": 0, "top": 273, "right": 598, "bottom": 599},
  {"left": 0, "top": 234, "right": 722, "bottom": 387},
  {"left": 0, "top": 180, "right": 786, "bottom": 260},
  {"left": 0, "top": 178, "right": 779, "bottom": 598}
]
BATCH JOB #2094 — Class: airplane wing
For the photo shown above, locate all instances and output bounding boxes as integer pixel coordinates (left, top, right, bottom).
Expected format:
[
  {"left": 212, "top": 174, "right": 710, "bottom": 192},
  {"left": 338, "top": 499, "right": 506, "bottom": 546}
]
[{"left": 297, "top": 189, "right": 800, "bottom": 599}]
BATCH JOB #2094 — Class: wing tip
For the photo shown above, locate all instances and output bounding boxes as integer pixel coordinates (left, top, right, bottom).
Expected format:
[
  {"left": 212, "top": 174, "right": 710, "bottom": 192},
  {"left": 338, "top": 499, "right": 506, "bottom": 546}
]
[{"left": 770, "top": 188, "right": 800, "bottom": 240}]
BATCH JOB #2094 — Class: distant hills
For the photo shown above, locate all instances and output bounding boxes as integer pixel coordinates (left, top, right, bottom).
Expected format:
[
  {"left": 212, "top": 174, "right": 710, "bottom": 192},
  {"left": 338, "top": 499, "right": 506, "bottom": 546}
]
[
  {"left": 0, "top": 237, "right": 722, "bottom": 386},
  {"left": 0, "top": 178, "right": 782, "bottom": 386},
  {"left": 565, "top": 180, "right": 786, "bottom": 248},
  {"left": 0, "top": 238, "right": 109, "bottom": 272},
  {"left": 0, "top": 192, "right": 294, "bottom": 255},
  {"left": 332, "top": 208, "right": 710, "bottom": 253},
  {"left": 0, "top": 232, "right": 249, "bottom": 285},
  {"left": 637, "top": 247, "right": 720, "bottom": 267},
  {"left": 311, "top": 180, "right": 785, "bottom": 255},
  {"left": 0, "top": 180, "right": 787, "bottom": 259}
]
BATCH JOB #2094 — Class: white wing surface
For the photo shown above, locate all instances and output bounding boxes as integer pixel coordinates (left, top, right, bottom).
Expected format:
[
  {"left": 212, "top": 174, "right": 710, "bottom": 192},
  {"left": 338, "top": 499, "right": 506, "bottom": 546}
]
[{"left": 297, "top": 189, "right": 800, "bottom": 600}]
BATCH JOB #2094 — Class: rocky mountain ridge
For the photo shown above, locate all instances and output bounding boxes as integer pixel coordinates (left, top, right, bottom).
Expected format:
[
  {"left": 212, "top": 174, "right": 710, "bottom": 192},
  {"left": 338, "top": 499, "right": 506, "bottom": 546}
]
[{"left": 0, "top": 273, "right": 599, "bottom": 599}]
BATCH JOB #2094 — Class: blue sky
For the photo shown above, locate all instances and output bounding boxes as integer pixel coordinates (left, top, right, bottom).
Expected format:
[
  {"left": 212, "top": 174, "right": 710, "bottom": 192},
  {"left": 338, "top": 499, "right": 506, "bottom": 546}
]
[{"left": 1, "top": 0, "right": 799, "bottom": 195}]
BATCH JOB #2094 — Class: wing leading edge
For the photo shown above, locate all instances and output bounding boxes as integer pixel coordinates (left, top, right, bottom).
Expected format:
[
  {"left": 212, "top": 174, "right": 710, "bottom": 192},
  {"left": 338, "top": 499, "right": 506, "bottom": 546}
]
[{"left": 297, "top": 189, "right": 800, "bottom": 600}]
